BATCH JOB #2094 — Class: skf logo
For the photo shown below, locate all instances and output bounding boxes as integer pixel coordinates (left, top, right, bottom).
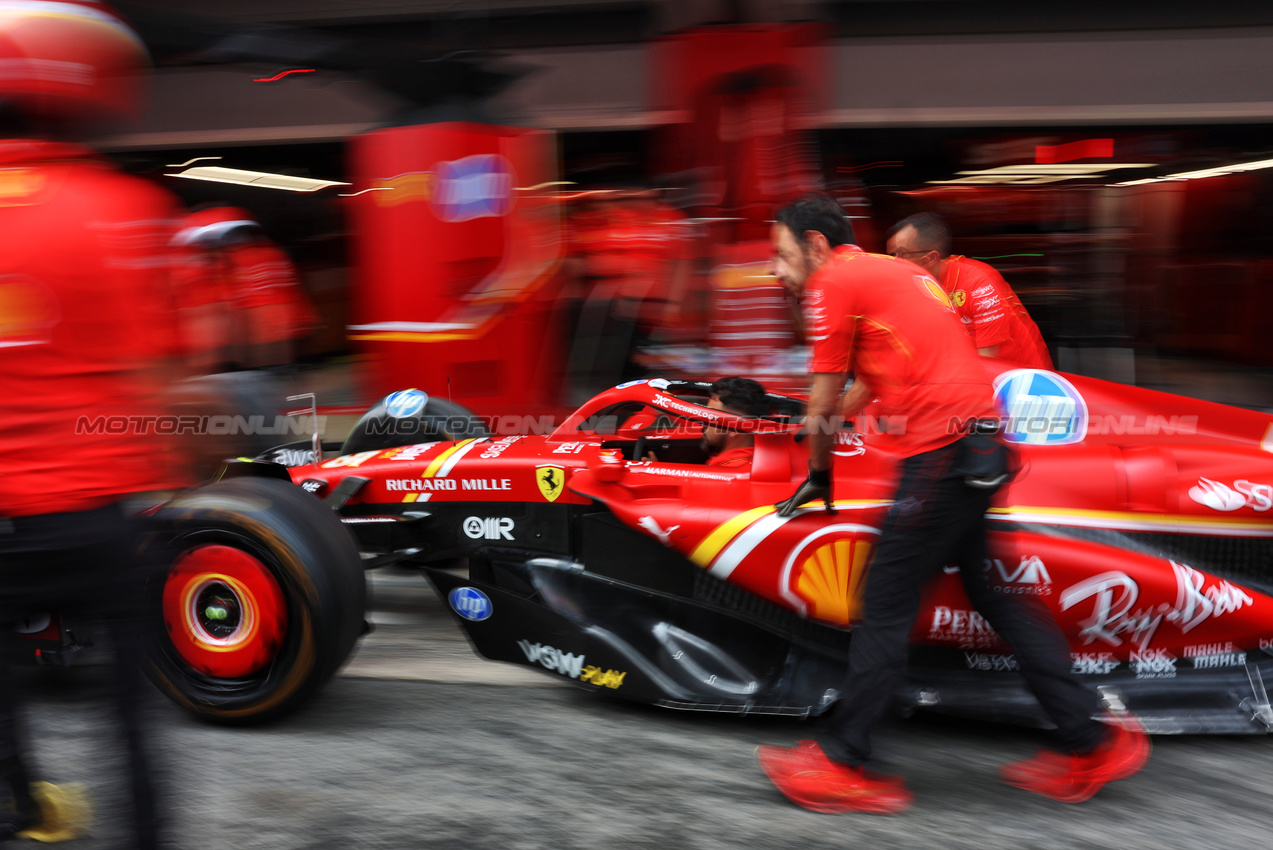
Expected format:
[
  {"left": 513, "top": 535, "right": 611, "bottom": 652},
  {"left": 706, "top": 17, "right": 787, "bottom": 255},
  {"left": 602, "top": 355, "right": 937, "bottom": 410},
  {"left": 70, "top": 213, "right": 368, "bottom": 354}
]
[
  {"left": 536, "top": 465, "right": 565, "bottom": 502},
  {"left": 952, "top": 290, "right": 967, "bottom": 307},
  {"left": 432, "top": 154, "right": 513, "bottom": 222}
]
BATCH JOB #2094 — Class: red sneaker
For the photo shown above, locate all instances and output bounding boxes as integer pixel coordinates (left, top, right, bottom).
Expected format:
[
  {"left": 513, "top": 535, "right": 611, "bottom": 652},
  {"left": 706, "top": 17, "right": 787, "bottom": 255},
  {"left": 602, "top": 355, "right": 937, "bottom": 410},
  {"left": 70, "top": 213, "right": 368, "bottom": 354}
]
[
  {"left": 1000, "top": 714, "right": 1150, "bottom": 803},
  {"left": 757, "top": 743, "right": 912, "bottom": 814}
]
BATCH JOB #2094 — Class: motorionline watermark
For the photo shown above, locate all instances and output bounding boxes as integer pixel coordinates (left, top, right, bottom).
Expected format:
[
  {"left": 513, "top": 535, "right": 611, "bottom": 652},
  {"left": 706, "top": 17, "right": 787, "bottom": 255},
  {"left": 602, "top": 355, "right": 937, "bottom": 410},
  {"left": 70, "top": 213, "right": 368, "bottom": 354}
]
[
  {"left": 76, "top": 414, "right": 330, "bottom": 437},
  {"left": 73, "top": 411, "right": 1202, "bottom": 440}
]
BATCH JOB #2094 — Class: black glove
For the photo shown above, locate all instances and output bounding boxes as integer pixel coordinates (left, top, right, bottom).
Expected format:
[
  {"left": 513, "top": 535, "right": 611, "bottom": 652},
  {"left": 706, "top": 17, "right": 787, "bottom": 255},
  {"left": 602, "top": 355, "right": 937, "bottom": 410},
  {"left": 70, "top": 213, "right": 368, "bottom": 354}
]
[{"left": 775, "top": 464, "right": 834, "bottom": 517}]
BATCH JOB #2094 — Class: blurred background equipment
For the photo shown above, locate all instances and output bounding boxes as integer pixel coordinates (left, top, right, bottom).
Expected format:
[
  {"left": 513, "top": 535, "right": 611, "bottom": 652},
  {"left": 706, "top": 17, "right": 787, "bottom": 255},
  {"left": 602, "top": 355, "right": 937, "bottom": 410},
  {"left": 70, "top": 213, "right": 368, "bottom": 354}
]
[{"left": 86, "top": 0, "right": 1273, "bottom": 417}]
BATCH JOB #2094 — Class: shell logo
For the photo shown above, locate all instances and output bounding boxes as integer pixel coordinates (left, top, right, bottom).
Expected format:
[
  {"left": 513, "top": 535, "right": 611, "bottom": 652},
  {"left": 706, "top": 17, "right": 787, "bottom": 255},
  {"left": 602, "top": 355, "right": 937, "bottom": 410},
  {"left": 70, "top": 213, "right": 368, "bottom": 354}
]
[
  {"left": 915, "top": 274, "right": 953, "bottom": 310},
  {"left": 789, "top": 534, "right": 870, "bottom": 628}
]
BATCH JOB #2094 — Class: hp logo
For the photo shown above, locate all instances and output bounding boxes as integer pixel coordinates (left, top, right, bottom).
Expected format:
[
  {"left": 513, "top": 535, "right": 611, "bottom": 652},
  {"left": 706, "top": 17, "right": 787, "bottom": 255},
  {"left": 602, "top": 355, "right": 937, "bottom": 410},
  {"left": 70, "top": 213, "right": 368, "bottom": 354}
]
[
  {"left": 993, "top": 369, "right": 1088, "bottom": 446},
  {"left": 448, "top": 587, "right": 493, "bottom": 622}
]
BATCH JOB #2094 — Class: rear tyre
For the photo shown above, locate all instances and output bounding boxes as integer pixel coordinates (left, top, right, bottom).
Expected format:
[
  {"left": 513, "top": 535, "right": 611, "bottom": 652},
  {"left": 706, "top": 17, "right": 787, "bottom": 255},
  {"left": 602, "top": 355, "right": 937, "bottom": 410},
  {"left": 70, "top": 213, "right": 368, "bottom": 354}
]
[{"left": 149, "top": 477, "right": 365, "bottom": 724}]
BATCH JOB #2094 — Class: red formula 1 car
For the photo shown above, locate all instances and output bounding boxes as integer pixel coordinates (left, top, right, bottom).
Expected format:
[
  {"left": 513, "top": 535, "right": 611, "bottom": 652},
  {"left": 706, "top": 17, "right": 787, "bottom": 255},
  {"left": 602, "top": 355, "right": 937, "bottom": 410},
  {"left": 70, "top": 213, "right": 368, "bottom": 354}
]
[{"left": 149, "top": 364, "right": 1273, "bottom": 733}]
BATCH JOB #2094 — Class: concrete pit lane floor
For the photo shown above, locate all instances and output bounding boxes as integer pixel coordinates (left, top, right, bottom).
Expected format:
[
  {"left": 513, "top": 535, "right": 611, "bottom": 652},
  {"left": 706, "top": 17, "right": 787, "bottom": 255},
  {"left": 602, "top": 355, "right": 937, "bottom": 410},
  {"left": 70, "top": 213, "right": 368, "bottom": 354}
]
[{"left": 14, "top": 568, "right": 1273, "bottom": 850}]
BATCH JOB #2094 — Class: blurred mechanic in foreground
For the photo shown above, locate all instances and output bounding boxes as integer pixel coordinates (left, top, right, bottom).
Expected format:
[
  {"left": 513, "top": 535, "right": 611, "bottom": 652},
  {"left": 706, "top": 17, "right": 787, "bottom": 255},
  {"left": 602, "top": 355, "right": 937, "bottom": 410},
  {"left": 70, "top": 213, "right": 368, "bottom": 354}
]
[
  {"left": 759, "top": 193, "right": 1146, "bottom": 813},
  {"left": 700, "top": 377, "right": 768, "bottom": 470},
  {"left": 0, "top": 2, "right": 183, "bottom": 846},
  {"left": 887, "top": 211, "right": 1052, "bottom": 369}
]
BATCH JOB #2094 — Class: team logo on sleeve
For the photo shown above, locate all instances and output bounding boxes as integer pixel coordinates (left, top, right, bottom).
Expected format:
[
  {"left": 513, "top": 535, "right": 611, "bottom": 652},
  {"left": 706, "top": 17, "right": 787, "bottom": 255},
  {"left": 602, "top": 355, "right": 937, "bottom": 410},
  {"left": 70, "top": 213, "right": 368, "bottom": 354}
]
[
  {"left": 914, "top": 275, "right": 953, "bottom": 310},
  {"left": 536, "top": 465, "right": 565, "bottom": 502},
  {"left": 951, "top": 290, "right": 968, "bottom": 307}
]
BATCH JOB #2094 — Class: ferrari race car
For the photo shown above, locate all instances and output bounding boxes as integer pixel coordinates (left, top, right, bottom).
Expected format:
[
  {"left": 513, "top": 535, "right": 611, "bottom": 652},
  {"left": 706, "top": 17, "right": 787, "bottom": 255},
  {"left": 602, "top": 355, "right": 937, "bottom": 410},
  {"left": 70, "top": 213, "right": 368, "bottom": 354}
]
[{"left": 145, "top": 364, "right": 1273, "bottom": 734}]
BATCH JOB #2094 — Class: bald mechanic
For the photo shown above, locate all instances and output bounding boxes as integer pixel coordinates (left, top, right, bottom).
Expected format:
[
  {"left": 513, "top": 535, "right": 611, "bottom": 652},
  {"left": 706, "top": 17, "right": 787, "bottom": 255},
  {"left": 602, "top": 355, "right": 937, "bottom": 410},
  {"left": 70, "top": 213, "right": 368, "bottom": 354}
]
[
  {"left": 887, "top": 212, "right": 1052, "bottom": 369},
  {"left": 757, "top": 193, "right": 1147, "bottom": 814}
]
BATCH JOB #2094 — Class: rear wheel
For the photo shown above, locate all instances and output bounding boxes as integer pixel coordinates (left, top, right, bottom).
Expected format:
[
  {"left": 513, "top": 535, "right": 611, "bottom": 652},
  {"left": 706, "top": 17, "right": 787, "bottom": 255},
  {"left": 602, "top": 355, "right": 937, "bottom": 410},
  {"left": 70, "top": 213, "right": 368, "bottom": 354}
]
[{"left": 150, "top": 478, "right": 365, "bottom": 724}]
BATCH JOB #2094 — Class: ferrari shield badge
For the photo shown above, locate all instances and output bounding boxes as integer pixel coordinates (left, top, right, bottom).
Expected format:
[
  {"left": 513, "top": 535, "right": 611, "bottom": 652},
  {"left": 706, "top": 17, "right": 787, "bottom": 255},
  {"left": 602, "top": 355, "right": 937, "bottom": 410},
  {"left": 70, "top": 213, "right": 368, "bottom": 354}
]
[{"left": 536, "top": 465, "right": 565, "bottom": 502}]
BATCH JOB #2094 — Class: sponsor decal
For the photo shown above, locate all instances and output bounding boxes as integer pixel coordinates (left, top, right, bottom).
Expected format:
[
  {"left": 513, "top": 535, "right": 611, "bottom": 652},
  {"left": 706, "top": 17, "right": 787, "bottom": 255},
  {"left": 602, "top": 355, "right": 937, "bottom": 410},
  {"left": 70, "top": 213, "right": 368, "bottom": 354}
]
[
  {"left": 914, "top": 274, "right": 953, "bottom": 309},
  {"left": 929, "top": 607, "right": 1001, "bottom": 648},
  {"left": 552, "top": 442, "right": 587, "bottom": 454},
  {"left": 536, "top": 465, "right": 565, "bottom": 502},
  {"left": 463, "top": 516, "right": 514, "bottom": 540},
  {"left": 965, "top": 652, "right": 1018, "bottom": 671},
  {"left": 637, "top": 516, "right": 680, "bottom": 545},
  {"left": 986, "top": 555, "right": 1052, "bottom": 596},
  {"left": 385, "top": 389, "right": 427, "bottom": 419},
  {"left": 386, "top": 478, "right": 457, "bottom": 491},
  {"left": 653, "top": 393, "right": 720, "bottom": 421},
  {"left": 432, "top": 154, "right": 513, "bottom": 222},
  {"left": 1071, "top": 652, "right": 1119, "bottom": 675},
  {"left": 1188, "top": 477, "right": 1272, "bottom": 512},
  {"left": 479, "top": 436, "right": 521, "bottom": 459},
  {"left": 1060, "top": 562, "right": 1254, "bottom": 652},
  {"left": 461, "top": 478, "right": 511, "bottom": 491},
  {"left": 627, "top": 465, "right": 736, "bottom": 482},
  {"left": 993, "top": 369, "right": 1088, "bottom": 446},
  {"left": 273, "top": 448, "right": 317, "bottom": 467},
  {"left": 971, "top": 283, "right": 995, "bottom": 297},
  {"left": 1184, "top": 643, "right": 1246, "bottom": 668},
  {"left": 518, "top": 639, "right": 585, "bottom": 679},
  {"left": 580, "top": 665, "right": 627, "bottom": 689},
  {"left": 322, "top": 450, "right": 381, "bottom": 469},
  {"left": 1130, "top": 649, "right": 1176, "bottom": 679},
  {"left": 448, "top": 587, "right": 492, "bottom": 622},
  {"left": 382, "top": 443, "right": 441, "bottom": 461},
  {"left": 298, "top": 479, "right": 325, "bottom": 495},
  {"left": 648, "top": 378, "right": 671, "bottom": 390},
  {"left": 615, "top": 379, "right": 649, "bottom": 389},
  {"left": 832, "top": 430, "right": 866, "bottom": 458}
]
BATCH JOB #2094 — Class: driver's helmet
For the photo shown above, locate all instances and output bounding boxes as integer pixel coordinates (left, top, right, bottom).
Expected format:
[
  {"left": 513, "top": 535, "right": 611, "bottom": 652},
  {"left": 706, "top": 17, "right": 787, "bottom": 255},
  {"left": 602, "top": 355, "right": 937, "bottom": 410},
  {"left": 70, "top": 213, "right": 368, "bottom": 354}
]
[{"left": 0, "top": 1, "right": 148, "bottom": 129}]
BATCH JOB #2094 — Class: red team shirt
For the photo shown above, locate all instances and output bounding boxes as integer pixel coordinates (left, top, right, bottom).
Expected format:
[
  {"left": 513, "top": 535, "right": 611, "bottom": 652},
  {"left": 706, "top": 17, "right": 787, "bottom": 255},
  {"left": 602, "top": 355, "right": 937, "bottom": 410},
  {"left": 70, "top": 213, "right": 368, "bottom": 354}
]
[
  {"left": 805, "top": 246, "right": 998, "bottom": 457},
  {"left": 0, "top": 141, "right": 187, "bottom": 516},
  {"left": 706, "top": 447, "right": 754, "bottom": 470},
  {"left": 941, "top": 255, "right": 1052, "bottom": 369}
]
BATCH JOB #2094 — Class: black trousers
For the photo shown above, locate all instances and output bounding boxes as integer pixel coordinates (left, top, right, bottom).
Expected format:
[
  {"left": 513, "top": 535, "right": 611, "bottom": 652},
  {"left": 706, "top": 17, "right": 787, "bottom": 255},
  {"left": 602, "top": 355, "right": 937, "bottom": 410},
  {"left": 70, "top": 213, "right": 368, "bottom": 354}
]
[
  {"left": 816, "top": 439, "right": 1105, "bottom": 767},
  {"left": 0, "top": 503, "right": 160, "bottom": 849}
]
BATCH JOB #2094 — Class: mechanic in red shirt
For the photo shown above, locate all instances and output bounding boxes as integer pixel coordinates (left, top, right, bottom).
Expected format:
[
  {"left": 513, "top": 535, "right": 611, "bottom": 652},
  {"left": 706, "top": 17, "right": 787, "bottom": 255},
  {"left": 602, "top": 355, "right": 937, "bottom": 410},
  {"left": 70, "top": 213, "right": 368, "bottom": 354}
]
[
  {"left": 0, "top": 4, "right": 178, "bottom": 846},
  {"left": 702, "top": 377, "right": 768, "bottom": 470},
  {"left": 757, "top": 194, "right": 1146, "bottom": 814},
  {"left": 886, "top": 212, "right": 1052, "bottom": 369},
  {"left": 178, "top": 206, "right": 317, "bottom": 370}
]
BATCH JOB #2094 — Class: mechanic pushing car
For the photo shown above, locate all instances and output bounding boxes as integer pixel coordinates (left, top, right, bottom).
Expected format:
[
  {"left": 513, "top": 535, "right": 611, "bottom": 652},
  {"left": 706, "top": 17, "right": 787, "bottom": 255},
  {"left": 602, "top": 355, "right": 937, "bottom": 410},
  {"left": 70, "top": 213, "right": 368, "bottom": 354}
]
[
  {"left": 886, "top": 211, "right": 1052, "bottom": 369},
  {"left": 760, "top": 193, "right": 1147, "bottom": 813},
  {"left": 0, "top": 2, "right": 184, "bottom": 846}
]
